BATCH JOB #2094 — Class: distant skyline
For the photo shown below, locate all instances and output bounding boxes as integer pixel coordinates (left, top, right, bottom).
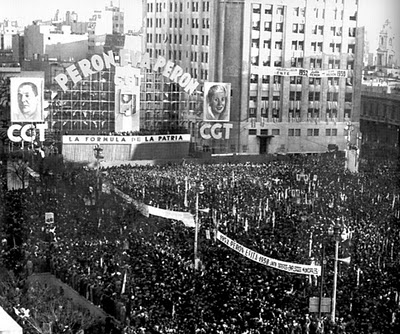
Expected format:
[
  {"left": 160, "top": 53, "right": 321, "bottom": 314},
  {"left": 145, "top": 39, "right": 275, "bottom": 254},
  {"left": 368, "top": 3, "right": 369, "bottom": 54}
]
[
  {"left": 0, "top": 0, "right": 143, "bottom": 32},
  {"left": 0, "top": 0, "right": 399, "bottom": 56}
]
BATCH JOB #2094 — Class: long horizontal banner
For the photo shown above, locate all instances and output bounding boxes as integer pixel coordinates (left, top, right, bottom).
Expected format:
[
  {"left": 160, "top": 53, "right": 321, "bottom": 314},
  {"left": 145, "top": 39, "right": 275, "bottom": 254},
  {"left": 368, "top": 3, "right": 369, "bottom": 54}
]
[
  {"left": 252, "top": 66, "right": 347, "bottom": 78},
  {"left": 217, "top": 231, "right": 321, "bottom": 276},
  {"left": 63, "top": 134, "right": 191, "bottom": 144},
  {"left": 148, "top": 206, "right": 195, "bottom": 228},
  {"left": 109, "top": 184, "right": 195, "bottom": 227}
]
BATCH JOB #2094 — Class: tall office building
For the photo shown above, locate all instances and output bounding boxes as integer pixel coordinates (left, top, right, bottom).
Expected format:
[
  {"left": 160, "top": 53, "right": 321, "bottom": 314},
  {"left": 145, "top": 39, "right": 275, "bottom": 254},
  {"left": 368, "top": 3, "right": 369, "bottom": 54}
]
[{"left": 143, "top": 0, "right": 363, "bottom": 154}]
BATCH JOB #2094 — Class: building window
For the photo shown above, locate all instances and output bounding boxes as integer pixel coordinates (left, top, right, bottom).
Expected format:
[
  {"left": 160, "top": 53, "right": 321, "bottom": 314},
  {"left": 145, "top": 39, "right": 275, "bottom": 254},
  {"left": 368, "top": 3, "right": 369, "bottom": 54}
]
[
  {"left": 250, "top": 74, "right": 258, "bottom": 83},
  {"left": 291, "top": 57, "right": 303, "bottom": 67},
  {"left": 295, "top": 129, "right": 301, "bottom": 136},
  {"left": 272, "top": 129, "right": 280, "bottom": 135},
  {"left": 307, "top": 129, "right": 319, "bottom": 136},
  {"left": 249, "top": 129, "right": 257, "bottom": 135},
  {"left": 291, "top": 41, "right": 304, "bottom": 51},
  {"left": 288, "top": 129, "right": 295, "bottom": 136},
  {"left": 276, "top": 23, "right": 283, "bottom": 32},
  {"left": 263, "top": 40, "right": 271, "bottom": 49},
  {"left": 265, "top": 5, "right": 272, "bottom": 15},
  {"left": 275, "top": 41, "right": 283, "bottom": 49},
  {"left": 262, "top": 75, "right": 270, "bottom": 84},
  {"left": 264, "top": 22, "right": 272, "bottom": 31}
]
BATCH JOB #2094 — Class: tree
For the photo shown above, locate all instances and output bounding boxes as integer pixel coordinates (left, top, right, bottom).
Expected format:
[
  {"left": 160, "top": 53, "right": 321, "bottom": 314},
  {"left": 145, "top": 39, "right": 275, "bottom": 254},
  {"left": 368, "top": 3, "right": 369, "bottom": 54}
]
[
  {"left": 13, "top": 281, "right": 98, "bottom": 334},
  {"left": 7, "top": 157, "right": 31, "bottom": 189}
]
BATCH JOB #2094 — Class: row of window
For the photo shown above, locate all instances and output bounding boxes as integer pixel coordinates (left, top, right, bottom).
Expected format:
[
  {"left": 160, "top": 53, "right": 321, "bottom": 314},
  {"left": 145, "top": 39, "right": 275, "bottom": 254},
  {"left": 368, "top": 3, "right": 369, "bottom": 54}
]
[
  {"left": 148, "top": 33, "right": 209, "bottom": 46},
  {"left": 248, "top": 108, "right": 352, "bottom": 119},
  {"left": 252, "top": 55, "right": 354, "bottom": 71},
  {"left": 253, "top": 4, "right": 303, "bottom": 17},
  {"left": 252, "top": 4, "right": 356, "bottom": 21},
  {"left": 147, "top": 1, "right": 210, "bottom": 13},
  {"left": 249, "top": 91, "right": 353, "bottom": 103},
  {"left": 147, "top": 17, "right": 210, "bottom": 29},
  {"left": 249, "top": 128, "right": 340, "bottom": 136},
  {"left": 361, "top": 100, "right": 400, "bottom": 121},
  {"left": 252, "top": 35, "right": 355, "bottom": 54},
  {"left": 250, "top": 75, "right": 352, "bottom": 87}
]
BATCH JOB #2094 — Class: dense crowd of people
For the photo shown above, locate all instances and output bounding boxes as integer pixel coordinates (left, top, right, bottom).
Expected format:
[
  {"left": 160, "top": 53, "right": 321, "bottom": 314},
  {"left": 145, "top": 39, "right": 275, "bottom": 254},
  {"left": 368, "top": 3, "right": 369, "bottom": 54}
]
[{"left": 1, "top": 154, "right": 400, "bottom": 333}]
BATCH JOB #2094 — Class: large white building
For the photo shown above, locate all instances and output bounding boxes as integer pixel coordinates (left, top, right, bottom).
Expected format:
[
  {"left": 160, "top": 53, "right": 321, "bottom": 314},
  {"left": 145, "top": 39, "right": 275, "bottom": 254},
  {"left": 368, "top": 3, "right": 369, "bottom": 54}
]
[{"left": 143, "top": 0, "right": 364, "bottom": 155}]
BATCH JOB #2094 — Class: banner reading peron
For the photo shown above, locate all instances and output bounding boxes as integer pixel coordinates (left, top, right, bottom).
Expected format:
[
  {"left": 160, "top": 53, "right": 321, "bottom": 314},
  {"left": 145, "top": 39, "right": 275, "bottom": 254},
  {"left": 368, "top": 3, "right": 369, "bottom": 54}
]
[{"left": 217, "top": 231, "right": 321, "bottom": 276}]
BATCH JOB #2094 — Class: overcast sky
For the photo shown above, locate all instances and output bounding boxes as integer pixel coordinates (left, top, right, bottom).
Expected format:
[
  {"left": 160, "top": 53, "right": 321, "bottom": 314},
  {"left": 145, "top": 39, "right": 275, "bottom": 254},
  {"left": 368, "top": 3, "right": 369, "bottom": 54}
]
[{"left": 1, "top": 0, "right": 399, "bottom": 52}]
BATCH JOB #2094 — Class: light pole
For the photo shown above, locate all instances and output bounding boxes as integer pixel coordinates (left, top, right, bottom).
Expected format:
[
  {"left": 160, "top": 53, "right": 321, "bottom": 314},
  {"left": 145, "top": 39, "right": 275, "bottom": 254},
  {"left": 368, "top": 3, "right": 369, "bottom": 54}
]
[
  {"left": 93, "top": 144, "right": 104, "bottom": 204},
  {"left": 331, "top": 222, "right": 341, "bottom": 323},
  {"left": 193, "top": 182, "right": 205, "bottom": 271},
  {"left": 318, "top": 241, "right": 326, "bottom": 319}
]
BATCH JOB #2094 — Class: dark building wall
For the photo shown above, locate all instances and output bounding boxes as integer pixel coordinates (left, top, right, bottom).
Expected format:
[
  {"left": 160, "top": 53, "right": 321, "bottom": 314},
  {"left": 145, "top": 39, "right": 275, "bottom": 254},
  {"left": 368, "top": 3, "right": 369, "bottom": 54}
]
[
  {"left": 360, "top": 86, "right": 400, "bottom": 156},
  {"left": 45, "top": 39, "right": 88, "bottom": 62},
  {"left": 24, "top": 25, "right": 44, "bottom": 60}
]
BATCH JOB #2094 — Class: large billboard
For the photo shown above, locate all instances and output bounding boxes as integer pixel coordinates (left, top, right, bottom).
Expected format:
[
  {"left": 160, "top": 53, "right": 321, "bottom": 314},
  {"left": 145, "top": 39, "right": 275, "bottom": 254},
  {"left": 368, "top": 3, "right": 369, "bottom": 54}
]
[
  {"left": 10, "top": 77, "right": 44, "bottom": 123},
  {"left": 203, "top": 82, "right": 231, "bottom": 122}
]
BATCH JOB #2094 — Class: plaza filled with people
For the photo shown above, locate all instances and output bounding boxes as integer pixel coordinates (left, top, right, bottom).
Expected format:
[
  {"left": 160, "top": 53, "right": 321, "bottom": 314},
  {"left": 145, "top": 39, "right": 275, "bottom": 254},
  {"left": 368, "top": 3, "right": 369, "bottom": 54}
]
[{"left": 1, "top": 154, "right": 400, "bottom": 333}]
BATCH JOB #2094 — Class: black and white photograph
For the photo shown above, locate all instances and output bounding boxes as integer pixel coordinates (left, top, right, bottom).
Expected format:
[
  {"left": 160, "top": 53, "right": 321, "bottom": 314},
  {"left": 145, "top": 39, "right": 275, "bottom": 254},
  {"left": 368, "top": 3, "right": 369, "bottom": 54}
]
[{"left": 0, "top": 0, "right": 400, "bottom": 333}]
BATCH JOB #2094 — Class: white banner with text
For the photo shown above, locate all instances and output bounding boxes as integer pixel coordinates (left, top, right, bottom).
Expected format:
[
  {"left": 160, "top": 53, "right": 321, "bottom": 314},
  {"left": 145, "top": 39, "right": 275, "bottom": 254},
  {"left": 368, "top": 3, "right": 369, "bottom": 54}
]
[{"left": 217, "top": 231, "right": 321, "bottom": 276}]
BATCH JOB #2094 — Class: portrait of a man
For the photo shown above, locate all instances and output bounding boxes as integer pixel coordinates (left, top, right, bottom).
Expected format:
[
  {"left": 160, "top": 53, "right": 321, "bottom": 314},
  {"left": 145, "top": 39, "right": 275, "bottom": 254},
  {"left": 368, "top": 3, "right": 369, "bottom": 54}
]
[
  {"left": 11, "top": 77, "right": 44, "bottom": 122},
  {"left": 203, "top": 82, "right": 231, "bottom": 122}
]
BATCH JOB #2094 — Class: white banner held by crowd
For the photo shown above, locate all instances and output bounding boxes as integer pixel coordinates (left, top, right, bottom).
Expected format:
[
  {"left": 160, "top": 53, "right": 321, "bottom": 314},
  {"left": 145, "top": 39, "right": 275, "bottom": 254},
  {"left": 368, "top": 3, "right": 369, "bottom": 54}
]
[
  {"left": 217, "top": 231, "right": 321, "bottom": 276},
  {"left": 109, "top": 183, "right": 195, "bottom": 227}
]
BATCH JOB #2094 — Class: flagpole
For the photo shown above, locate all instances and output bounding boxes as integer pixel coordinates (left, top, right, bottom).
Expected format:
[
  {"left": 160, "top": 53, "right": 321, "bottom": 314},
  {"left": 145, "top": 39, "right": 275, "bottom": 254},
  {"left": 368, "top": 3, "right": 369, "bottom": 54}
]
[
  {"left": 193, "top": 182, "right": 204, "bottom": 271},
  {"left": 331, "top": 223, "right": 341, "bottom": 323},
  {"left": 318, "top": 242, "right": 325, "bottom": 318},
  {"left": 194, "top": 191, "right": 199, "bottom": 270}
]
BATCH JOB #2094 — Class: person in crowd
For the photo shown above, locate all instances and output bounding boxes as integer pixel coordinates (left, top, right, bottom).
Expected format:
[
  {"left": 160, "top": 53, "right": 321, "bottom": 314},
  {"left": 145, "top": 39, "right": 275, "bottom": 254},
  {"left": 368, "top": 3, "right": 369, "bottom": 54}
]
[{"left": 1, "top": 155, "right": 399, "bottom": 333}]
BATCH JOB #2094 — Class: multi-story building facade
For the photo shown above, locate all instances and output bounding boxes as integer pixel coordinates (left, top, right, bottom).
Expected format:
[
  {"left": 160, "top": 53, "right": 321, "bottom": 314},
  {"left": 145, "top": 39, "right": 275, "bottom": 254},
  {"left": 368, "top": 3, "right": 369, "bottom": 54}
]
[
  {"left": 360, "top": 83, "right": 400, "bottom": 158},
  {"left": 0, "top": 20, "right": 24, "bottom": 66},
  {"left": 88, "top": 3, "right": 125, "bottom": 56},
  {"left": 23, "top": 23, "right": 89, "bottom": 62},
  {"left": 143, "top": 0, "right": 363, "bottom": 154}
]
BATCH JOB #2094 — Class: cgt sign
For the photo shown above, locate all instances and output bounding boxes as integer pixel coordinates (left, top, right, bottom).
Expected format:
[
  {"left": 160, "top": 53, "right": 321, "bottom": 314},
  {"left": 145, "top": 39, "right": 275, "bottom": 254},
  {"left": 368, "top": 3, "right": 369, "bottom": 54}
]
[
  {"left": 7, "top": 123, "right": 48, "bottom": 142},
  {"left": 200, "top": 123, "right": 233, "bottom": 140}
]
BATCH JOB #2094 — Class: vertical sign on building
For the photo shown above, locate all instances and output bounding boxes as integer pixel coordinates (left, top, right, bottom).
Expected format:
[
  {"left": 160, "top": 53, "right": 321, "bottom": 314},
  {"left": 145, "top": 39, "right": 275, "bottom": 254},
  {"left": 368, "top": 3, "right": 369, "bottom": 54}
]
[{"left": 114, "top": 66, "right": 141, "bottom": 132}]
